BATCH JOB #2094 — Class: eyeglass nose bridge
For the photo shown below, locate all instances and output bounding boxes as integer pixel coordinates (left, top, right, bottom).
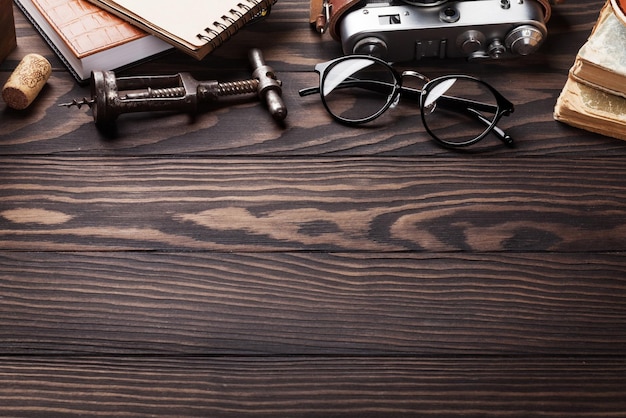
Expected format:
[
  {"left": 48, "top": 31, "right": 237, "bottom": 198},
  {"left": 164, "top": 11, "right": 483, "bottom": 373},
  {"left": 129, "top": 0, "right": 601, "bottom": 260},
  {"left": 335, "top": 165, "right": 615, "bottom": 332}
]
[
  {"left": 385, "top": 70, "right": 427, "bottom": 111},
  {"left": 394, "top": 70, "right": 431, "bottom": 110},
  {"left": 401, "top": 70, "right": 430, "bottom": 84}
]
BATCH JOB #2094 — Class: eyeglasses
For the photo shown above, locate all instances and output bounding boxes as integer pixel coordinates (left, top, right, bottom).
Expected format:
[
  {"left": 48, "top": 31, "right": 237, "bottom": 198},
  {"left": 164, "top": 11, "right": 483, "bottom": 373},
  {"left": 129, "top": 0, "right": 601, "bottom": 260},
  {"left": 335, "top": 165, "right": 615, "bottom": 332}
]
[{"left": 298, "top": 55, "right": 515, "bottom": 148}]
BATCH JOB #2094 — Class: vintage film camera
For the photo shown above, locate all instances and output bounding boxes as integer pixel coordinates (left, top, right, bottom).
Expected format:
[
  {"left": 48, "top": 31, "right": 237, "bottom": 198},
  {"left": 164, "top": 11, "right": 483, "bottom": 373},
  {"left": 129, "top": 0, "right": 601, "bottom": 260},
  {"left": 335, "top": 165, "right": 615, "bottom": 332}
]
[{"left": 312, "top": 0, "right": 555, "bottom": 62}]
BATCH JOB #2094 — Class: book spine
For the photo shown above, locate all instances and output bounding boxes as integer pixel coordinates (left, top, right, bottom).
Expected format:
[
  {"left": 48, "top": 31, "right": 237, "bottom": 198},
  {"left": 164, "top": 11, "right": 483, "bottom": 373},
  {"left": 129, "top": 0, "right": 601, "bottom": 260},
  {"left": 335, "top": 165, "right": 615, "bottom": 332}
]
[{"left": 196, "top": 0, "right": 276, "bottom": 50}]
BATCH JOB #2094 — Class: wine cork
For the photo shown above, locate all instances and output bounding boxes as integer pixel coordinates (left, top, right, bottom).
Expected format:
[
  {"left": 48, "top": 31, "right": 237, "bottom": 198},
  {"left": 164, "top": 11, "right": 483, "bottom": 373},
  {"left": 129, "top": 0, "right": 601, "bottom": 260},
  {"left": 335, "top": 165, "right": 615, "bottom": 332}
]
[{"left": 2, "top": 53, "right": 52, "bottom": 110}]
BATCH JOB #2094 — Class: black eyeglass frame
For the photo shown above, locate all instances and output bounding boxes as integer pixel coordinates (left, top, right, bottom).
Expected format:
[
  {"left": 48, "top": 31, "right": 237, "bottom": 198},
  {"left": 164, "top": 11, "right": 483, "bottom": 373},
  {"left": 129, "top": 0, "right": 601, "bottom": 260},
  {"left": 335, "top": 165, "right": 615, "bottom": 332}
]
[{"left": 298, "top": 55, "right": 515, "bottom": 148}]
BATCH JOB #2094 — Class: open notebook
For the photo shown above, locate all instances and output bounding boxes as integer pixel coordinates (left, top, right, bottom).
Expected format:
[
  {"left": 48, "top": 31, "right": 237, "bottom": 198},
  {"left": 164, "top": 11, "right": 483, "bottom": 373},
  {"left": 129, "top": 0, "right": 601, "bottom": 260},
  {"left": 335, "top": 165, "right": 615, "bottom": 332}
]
[{"left": 86, "top": 0, "right": 277, "bottom": 59}]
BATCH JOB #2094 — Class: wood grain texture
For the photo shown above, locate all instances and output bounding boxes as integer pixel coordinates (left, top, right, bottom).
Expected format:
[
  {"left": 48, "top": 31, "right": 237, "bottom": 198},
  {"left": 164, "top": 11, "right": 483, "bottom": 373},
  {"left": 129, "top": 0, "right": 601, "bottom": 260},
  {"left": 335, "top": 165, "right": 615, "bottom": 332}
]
[
  {"left": 1, "top": 357, "right": 625, "bottom": 417},
  {"left": 1, "top": 251, "right": 625, "bottom": 355},
  {"left": 2, "top": 0, "right": 626, "bottom": 416},
  {"left": 1, "top": 157, "right": 625, "bottom": 252}
]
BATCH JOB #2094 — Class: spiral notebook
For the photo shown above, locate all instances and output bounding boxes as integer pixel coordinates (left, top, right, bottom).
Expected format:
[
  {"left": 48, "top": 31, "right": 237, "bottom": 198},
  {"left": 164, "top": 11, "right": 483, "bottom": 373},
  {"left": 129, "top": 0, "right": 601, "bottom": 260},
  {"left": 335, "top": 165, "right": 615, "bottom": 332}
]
[{"left": 86, "top": 0, "right": 277, "bottom": 59}]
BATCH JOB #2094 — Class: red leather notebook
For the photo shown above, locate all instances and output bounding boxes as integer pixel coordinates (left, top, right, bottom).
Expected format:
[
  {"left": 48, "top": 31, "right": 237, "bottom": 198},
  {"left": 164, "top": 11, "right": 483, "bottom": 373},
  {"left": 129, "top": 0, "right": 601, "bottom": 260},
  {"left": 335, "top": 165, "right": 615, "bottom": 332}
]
[
  {"left": 32, "top": 0, "right": 146, "bottom": 58},
  {"left": 14, "top": 0, "right": 172, "bottom": 82}
]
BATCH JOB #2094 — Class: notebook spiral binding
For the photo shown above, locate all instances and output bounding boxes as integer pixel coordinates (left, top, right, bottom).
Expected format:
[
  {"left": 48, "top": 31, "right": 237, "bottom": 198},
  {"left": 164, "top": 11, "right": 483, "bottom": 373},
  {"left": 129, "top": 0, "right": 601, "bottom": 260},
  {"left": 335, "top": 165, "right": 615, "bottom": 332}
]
[{"left": 197, "top": 0, "right": 274, "bottom": 49}]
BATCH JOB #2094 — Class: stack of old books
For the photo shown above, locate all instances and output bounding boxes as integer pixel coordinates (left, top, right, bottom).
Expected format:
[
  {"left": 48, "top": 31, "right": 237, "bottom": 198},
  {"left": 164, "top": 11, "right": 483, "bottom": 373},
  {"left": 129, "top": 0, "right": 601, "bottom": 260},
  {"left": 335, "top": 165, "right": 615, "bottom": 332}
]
[{"left": 554, "top": 0, "right": 626, "bottom": 141}]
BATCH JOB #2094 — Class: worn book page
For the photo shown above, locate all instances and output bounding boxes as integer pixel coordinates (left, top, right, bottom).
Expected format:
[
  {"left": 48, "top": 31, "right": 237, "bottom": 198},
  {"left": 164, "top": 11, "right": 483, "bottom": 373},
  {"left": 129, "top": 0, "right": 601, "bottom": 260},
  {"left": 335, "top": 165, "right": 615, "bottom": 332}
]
[
  {"left": 573, "top": 1, "right": 626, "bottom": 95},
  {"left": 554, "top": 77, "right": 626, "bottom": 141},
  {"left": 611, "top": 0, "right": 626, "bottom": 25}
]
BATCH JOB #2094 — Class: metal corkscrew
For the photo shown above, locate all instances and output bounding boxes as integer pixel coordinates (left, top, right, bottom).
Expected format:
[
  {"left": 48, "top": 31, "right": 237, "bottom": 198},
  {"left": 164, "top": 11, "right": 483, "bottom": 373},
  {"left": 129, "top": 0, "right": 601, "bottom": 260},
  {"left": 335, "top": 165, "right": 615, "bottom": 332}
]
[{"left": 60, "top": 49, "right": 287, "bottom": 127}]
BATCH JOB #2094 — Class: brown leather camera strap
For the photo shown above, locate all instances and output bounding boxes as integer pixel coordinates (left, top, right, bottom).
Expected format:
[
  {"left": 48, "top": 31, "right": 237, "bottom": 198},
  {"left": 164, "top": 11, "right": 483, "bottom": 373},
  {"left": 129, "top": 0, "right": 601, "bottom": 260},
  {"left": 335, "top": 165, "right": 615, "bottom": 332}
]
[
  {"left": 310, "top": 0, "right": 360, "bottom": 38},
  {"left": 536, "top": 0, "right": 553, "bottom": 22},
  {"left": 310, "top": 0, "right": 563, "bottom": 40}
]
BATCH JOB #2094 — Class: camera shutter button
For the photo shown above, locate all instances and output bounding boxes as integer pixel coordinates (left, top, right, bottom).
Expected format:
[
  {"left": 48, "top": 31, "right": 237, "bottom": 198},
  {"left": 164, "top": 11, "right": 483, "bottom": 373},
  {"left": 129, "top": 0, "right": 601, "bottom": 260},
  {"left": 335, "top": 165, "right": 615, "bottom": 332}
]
[{"left": 505, "top": 25, "right": 545, "bottom": 56}]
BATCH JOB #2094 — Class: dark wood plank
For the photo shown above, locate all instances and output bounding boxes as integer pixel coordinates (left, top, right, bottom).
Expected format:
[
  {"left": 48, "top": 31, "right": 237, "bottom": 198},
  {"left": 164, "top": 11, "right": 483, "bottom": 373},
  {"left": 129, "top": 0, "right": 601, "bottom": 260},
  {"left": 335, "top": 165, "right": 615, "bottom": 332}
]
[
  {"left": 1, "top": 357, "right": 625, "bottom": 417},
  {"left": 1, "top": 157, "right": 625, "bottom": 252},
  {"left": 1, "top": 251, "right": 625, "bottom": 355}
]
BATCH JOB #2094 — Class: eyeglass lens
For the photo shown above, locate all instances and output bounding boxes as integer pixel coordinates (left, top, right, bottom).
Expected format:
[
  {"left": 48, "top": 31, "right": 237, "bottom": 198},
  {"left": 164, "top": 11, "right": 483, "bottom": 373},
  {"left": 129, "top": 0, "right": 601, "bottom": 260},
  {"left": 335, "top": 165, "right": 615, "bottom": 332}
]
[
  {"left": 321, "top": 58, "right": 398, "bottom": 123},
  {"left": 421, "top": 77, "right": 501, "bottom": 146}
]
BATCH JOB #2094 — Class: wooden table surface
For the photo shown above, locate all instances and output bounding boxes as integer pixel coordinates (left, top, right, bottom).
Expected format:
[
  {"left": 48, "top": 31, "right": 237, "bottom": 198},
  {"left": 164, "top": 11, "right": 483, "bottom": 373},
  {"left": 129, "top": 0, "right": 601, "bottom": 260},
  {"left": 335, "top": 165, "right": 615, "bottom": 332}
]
[{"left": 2, "top": 0, "right": 626, "bottom": 416}]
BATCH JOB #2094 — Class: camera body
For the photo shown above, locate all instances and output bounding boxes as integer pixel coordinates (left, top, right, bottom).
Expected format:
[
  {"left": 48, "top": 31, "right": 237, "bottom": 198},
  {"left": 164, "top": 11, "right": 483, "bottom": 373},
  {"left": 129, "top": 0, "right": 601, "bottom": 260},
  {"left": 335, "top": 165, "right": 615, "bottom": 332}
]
[{"left": 338, "top": 0, "right": 548, "bottom": 62}]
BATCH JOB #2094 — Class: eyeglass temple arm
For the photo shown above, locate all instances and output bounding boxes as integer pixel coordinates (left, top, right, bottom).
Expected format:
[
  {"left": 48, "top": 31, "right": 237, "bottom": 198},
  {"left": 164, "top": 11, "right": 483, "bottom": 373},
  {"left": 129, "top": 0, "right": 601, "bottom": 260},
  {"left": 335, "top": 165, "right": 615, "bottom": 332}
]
[
  {"left": 466, "top": 108, "right": 513, "bottom": 146},
  {"left": 299, "top": 86, "right": 321, "bottom": 97}
]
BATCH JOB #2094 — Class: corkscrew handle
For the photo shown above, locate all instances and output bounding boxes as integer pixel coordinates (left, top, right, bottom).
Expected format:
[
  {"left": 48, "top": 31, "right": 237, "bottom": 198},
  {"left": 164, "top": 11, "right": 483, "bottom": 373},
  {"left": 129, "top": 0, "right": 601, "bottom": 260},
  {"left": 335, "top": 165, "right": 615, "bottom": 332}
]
[{"left": 249, "top": 48, "right": 287, "bottom": 121}]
